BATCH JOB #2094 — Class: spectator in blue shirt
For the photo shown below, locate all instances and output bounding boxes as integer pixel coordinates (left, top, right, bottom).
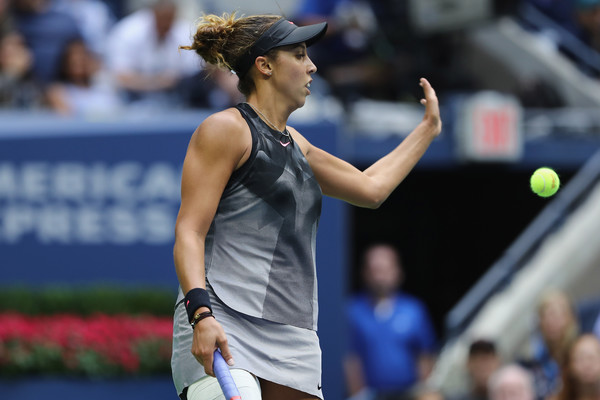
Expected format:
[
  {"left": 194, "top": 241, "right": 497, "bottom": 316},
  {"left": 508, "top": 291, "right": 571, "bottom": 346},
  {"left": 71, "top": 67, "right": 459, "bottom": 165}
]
[
  {"left": 345, "top": 244, "right": 437, "bottom": 400},
  {"left": 12, "top": 0, "right": 82, "bottom": 83}
]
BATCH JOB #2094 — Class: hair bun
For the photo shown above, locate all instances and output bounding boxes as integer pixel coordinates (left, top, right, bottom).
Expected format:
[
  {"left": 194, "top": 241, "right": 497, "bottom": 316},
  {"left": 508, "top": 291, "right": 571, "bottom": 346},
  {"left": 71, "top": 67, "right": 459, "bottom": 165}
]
[{"left": 181, "top": 13, "right": 237, "bottom": 69}]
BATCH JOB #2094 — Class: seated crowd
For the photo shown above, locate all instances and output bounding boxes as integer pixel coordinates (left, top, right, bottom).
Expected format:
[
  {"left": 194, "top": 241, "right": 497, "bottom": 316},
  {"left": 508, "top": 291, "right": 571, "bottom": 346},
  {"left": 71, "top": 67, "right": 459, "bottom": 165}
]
[
  {"left": 345, "top": 273, "right": 600, "bottom": 400},
  {"left": 3, "top": 0, "right": 596, "bottom": 117},
  {"left": 0, "top": 0, "right": 242, "bottom": 116}
]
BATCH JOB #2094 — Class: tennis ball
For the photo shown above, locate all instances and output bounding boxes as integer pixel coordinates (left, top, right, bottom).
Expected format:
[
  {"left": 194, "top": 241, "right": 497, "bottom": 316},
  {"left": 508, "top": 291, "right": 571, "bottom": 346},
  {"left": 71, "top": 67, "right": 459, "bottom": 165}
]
[{"left": 530, "top": 167, "right": 560, "bottom": 197}]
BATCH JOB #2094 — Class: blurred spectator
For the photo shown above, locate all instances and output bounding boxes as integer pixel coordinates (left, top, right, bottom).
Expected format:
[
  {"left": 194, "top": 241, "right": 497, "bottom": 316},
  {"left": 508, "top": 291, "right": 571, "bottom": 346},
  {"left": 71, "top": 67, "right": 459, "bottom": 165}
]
[
  {"left": 449, "top": 339, "right": 502, "bottom": 400},
  {"left": 46, "top": 38, "right": 122, "bottom": 116},
  {"left": 524, "top": 0, "right": 600, "bottom": 77},
  {"left": 520, "top": 289, "right": 579, "bottom": 400},
  {"left": 0, "top": 30, "right": 44, "bottom": 108},
  {"left": 54, "top": 0, "right": 116, "bottom": 57},
  {"left": 294, "top": 0, "right": 401, "bottom": 105},
  {"left": 105, "top": 0, "right": 200, "bottom": 109},
  {"left": 552, "top": 334, "right": 600, "bottom": 400},
  {"left": 573, "top": 0, "right": 600, "bottom": 53},
  {"left": 345, "top": 244, "right": 437, "bottom": 400},
  {"left": 11, "top": 0, "right": 82, "bottom": 83},
  {"left": 294, "top": 0, "right": 477, "bottom": 105},
  {"left": 517, "top": 77, "right": 565, "bottom": 108},
  {"left": 488, "top": 364, "right": 536, "bottom": 400},
  {"left": 178, "top": 63, "right": 244, "bottom": 110}
]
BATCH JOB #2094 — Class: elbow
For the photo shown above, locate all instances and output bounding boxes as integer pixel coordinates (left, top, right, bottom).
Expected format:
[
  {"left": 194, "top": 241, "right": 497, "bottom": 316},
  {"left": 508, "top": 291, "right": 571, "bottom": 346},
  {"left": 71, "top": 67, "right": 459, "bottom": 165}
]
[
  {"left": 365, "top": 199, "right": 384, "bottom": 210},
  {"left": 360, "top": 192, "right": 387, "bottom": 209},
  {"left": 368, "top": 201, "right": 383, "bottom": 210},
  {"left": 363, "top": 182, "right": 388, "bottom": 209}
]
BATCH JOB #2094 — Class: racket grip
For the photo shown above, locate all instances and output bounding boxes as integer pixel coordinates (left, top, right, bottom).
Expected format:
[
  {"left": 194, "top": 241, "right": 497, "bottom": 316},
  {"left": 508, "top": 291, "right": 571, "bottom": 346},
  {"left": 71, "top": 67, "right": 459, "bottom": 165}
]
[{"left": 213, "top": 350, "right": 241, "bottom": 400}]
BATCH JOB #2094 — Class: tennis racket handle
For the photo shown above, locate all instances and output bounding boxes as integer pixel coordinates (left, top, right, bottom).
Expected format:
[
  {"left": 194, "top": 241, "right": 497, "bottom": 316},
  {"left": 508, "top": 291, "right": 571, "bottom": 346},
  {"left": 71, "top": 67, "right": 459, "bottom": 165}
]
[{"left": 213, "top": 350, "right": 241, "bottom": 400}]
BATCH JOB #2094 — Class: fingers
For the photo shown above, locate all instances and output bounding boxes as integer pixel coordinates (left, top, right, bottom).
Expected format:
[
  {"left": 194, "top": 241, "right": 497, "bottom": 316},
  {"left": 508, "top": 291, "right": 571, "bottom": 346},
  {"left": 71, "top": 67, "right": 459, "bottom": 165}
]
[
  {"left": 418, "top": 78, "right": 442, "bottom": 135},
  {"left": 419, "top": 77, "right": 437, "bottom": 104},
  {"left": 202, "top": 350, "right": 215, "bottom": 376},
  {"left": 190, "top": 319, "right": 234, "bottom": 377},
  {"left": 191, "top": 339, "right": 215, "bottom": 376},
  {"left": 217, "top": 336, "right": 235, "bottom": 366}
]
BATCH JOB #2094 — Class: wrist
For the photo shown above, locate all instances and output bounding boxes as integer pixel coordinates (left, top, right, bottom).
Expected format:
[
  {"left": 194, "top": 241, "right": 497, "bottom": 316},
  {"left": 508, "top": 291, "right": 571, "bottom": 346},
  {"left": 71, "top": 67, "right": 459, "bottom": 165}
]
[
  {"left": 190, "top": 310, "right": 215, "bottom": 330},
  {"left": 184, "top": 288, "right": 212, "bottom": 324},
  {"left": 420, "top": 117, "right": 442, "bottom": 137}
]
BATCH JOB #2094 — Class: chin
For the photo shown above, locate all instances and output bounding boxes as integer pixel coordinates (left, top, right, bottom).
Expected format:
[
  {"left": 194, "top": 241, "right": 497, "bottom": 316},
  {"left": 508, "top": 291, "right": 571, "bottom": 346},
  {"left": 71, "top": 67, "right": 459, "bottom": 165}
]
[
  {"left": 297, "top": 96, "right": 308, "bottom": 108},
  {"left": 289, "top": 99, "right": 305, "bottom": 112}
]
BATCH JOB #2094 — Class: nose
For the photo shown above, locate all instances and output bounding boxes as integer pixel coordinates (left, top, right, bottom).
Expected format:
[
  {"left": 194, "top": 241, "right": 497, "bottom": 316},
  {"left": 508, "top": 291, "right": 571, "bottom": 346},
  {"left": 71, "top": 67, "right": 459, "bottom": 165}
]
[{"left": 307, "top": 55, "right": 317, "bottom": 74}]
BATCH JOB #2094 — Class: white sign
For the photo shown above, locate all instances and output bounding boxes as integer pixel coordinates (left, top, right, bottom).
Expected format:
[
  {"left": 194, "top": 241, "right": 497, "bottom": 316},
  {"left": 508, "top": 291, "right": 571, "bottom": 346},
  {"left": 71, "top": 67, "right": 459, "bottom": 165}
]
[
  {"left": 0, "top": 161, "right": 181, "bottom": 245},
  {"left": 456, "top": 91, "right": 523, "bottom": 162}
]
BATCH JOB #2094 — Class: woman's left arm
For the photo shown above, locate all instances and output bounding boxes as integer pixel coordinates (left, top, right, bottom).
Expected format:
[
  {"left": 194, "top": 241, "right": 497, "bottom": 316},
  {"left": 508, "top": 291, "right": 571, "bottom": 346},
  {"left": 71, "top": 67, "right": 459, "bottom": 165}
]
[{"left": 296, "top": 78, "right": 442, "bottom": 209}]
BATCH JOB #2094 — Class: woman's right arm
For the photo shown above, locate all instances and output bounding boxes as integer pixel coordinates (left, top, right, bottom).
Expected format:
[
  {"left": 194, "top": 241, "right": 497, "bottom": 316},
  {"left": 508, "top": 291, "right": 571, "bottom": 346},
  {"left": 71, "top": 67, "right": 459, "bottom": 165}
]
[{"left": 173, "top": 108, "right": 251, "bottom": 376}]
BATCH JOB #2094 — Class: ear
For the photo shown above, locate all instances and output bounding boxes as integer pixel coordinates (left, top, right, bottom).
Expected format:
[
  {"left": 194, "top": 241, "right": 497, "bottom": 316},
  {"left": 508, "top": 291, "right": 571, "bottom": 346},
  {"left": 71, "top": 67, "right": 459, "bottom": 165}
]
[{"left": 254, "top": 56, "right": 272, "bottom": 77}]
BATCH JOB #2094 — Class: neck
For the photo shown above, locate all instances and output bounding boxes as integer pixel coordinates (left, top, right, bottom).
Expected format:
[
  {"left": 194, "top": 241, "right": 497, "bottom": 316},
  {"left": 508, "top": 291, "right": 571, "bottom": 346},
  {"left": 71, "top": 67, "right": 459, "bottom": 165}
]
[
  {"left": 246, "top": 91, "right": 294, "bottom": 132},
  {"left": 370, "top": 292, "right": 395, "bottom": 304}
]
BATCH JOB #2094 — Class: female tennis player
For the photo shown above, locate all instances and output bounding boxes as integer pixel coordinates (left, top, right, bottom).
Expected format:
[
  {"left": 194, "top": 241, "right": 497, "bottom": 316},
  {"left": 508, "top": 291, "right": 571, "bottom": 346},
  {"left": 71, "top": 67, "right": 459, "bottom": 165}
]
[{"left": 171, "top": 13, "right": 442, "bottom": 400}]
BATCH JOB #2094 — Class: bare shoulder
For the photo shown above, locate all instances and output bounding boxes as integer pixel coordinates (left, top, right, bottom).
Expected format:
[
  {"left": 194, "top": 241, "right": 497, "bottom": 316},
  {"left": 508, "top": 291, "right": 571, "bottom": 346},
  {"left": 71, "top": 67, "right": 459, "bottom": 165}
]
[
  {"left": 190, "top": 107, "right": 250, "bottom": 154},
  {"left": 194, "top": 107, "right": 247, "bottom": 140}
]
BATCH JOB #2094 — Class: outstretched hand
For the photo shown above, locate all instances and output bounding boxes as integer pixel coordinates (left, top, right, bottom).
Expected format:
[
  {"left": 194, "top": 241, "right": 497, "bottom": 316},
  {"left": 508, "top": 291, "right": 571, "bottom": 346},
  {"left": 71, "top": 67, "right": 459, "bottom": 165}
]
[{"left": 419, "top": 78, "right": 442, "bottom": 137}]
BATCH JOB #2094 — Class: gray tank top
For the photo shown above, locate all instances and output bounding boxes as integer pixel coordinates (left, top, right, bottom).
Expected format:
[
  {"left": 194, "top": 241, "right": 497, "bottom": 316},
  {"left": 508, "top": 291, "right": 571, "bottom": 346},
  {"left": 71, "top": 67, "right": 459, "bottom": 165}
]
[{"left": 204, "top": 103, "right": 322, "bottom": 330}]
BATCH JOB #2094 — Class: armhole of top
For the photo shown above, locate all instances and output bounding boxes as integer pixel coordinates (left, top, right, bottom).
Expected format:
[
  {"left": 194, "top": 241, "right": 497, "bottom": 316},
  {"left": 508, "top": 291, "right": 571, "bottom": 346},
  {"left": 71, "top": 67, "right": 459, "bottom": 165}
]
[{"left": 227, "top": 105, "right": 258, "bottom": 185}]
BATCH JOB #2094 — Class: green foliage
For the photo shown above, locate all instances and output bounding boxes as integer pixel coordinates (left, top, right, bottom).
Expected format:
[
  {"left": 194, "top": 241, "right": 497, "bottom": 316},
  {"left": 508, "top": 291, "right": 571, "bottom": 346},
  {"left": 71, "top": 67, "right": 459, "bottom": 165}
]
[{"left": 0, "top": 285, "right": 176, "bottom": 316}]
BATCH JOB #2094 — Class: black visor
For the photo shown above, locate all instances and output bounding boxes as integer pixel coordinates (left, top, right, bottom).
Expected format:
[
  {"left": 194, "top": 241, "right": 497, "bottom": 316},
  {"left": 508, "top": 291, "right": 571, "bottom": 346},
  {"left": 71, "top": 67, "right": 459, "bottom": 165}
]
[{"left": 234, "top": 19, "right": 328, "bottom": 77}]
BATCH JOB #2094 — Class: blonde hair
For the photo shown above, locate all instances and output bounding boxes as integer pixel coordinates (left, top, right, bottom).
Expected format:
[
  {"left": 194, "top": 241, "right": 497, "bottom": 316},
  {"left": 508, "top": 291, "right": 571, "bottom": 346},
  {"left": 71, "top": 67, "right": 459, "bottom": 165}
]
[
  {"left": 537, "top": 289, "right": 579, "bottom": 366},
  {"left": 180, "top": 13, "right": 281, "bottom": 96}
]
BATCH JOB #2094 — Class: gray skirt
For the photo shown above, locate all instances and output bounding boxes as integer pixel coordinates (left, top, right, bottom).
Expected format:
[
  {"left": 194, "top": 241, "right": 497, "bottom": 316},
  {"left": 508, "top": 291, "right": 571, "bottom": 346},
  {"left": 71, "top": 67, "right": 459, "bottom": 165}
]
[{"left": 171, "top": 285, "right": 323, "bottom": 399}]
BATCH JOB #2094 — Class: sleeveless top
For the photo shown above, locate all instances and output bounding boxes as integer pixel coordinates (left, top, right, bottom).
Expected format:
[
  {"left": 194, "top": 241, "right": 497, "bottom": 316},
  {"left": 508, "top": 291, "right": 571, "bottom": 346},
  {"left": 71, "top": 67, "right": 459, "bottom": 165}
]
[{"left": 204, "top": 103, "right": 322, "bottom": 330}]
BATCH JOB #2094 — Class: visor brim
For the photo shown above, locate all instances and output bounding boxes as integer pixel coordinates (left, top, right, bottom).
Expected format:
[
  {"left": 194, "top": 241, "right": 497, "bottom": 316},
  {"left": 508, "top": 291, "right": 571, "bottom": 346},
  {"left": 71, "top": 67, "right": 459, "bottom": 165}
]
[{"left": 276, "top": 21, "right": 328, "bottom": 48}]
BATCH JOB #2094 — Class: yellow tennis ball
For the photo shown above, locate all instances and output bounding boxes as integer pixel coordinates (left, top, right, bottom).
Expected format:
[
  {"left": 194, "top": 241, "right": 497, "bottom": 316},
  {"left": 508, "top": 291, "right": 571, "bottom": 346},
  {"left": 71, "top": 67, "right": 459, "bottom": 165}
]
[{"left": 530, "top": 167, "right": 560, "bottom": 197}]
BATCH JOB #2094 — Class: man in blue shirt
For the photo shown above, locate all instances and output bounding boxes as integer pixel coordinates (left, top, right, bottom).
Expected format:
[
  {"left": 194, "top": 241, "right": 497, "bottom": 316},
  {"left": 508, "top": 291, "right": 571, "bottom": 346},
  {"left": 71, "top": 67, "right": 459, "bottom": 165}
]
[{"left": 346, "top": 244, "right": 437, "bottom": 400}]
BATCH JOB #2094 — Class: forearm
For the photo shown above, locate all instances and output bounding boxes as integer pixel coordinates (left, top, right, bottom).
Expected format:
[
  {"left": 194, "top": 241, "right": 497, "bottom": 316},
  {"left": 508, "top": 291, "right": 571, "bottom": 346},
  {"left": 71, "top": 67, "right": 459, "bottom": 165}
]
[
  {"left": 173, "top": 229, "right": 207, "bottom": 295},
  {"left": 363, "top": 120, "right": 438, "bottom": 204}
]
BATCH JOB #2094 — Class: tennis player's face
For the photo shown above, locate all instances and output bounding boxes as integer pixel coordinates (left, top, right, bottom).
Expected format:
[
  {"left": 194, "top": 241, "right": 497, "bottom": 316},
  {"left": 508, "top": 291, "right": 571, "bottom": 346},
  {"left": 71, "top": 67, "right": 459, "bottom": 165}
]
[{"left": 271, "top": 44, "right": 316, "bottom": 107}]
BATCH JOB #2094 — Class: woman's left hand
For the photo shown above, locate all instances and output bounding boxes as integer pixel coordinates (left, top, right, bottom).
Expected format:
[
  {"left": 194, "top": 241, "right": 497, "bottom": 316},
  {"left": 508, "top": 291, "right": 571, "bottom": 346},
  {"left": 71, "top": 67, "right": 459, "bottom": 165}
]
[{"left": 419, "top": 78, "right": 442, "bottom": 137}]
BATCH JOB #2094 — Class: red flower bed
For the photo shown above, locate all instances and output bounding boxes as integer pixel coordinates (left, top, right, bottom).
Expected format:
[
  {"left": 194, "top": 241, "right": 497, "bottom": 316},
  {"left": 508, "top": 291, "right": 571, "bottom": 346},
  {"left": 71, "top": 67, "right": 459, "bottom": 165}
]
[{"left": 0, "top": 313, "right": 173, "bottom": 377}]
